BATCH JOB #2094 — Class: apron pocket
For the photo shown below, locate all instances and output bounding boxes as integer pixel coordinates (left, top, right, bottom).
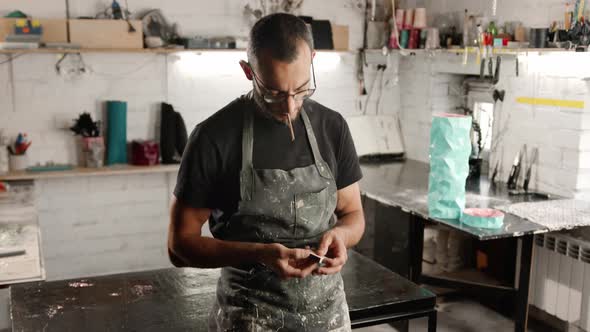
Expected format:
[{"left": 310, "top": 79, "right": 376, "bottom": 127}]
[{"left": 294, "top": 187, "right": 329, "bottom": 239}]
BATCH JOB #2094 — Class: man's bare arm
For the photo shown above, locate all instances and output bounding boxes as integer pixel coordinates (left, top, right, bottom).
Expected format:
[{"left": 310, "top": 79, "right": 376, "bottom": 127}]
[
  {"left": 167, "top": 198, "right": 316, "bottom": 279},
  {"left": 332, "top": 182, "right": 365, "bottom": 248}
]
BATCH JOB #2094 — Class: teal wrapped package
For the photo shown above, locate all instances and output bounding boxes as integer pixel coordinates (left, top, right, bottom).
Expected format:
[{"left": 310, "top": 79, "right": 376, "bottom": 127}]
[
  {"left": 428, "top": 114, "right": 472, "bottom": 219},
  {"left": 106, "top": 100, "right": 127, "bottom": 165}
]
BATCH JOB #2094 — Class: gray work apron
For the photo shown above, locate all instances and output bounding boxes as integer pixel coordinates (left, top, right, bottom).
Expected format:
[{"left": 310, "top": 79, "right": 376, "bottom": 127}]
[{"left": 208, "top": 102, "right": 351, "bottom": 331}]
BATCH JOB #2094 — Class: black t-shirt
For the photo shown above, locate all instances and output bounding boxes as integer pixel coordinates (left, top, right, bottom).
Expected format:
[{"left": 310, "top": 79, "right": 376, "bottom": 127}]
[{"left": 173, "top": 93, "right": 362, "bottom": 225}]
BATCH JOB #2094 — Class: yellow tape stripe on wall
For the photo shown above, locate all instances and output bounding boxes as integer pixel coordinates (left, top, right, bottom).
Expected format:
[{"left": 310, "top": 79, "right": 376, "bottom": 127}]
[{"left": 516, "top": 97, "right": 585, "bottom": 109}]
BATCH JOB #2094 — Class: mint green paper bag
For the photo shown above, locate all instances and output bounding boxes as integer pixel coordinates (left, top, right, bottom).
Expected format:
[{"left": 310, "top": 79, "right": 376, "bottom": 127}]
[{"left": 428, "top": 114, "right": 472, "bottom": 219}]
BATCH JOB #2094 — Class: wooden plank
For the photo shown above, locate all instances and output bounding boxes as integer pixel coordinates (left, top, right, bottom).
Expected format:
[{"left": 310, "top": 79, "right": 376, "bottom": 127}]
[
  {"left": 0, "top": 48, "right": 352, "bottom": 54},
  {"left": 69, "top": 19, "right": 143, "bottom": 49}
]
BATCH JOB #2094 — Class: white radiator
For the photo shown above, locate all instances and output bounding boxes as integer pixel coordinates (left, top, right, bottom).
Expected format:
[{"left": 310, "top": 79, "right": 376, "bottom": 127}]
[{"left": 532, "top": 233, "right": 590, "bottom": 330}]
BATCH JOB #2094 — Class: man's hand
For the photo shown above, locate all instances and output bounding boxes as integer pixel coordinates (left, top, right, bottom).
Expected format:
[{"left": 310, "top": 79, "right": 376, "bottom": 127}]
[
  {"left": 260, "top": 243, "right": 318, "bottom": 280},
  {"left": 314, "top": 229, "right": 348, "bottom": 275}
]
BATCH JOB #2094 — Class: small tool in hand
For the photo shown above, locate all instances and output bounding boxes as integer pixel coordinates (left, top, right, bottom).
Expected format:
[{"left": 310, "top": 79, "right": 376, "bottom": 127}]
[{"left": 309, "top": 252, "right": 326, "bottom": 266}]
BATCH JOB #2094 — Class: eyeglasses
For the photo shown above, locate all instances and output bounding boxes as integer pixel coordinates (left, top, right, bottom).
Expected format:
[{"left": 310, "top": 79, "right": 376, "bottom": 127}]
[{"left": 248, "top": 60, "right": 316, "bottom": 104}]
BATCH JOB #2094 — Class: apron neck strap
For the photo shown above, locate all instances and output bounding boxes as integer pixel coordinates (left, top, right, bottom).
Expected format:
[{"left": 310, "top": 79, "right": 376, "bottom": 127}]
[
  {"left": 300, "top": 108, "right": 330, "bottom": 178},
  {"left": 240, "top": 107, "right": 254, "bottom": 200},
  {"left": 241, "top": 107, "right": 254, "bottom": 172},
  {"left": 241, "top": 106, "right": 331, "bottom": 178}
]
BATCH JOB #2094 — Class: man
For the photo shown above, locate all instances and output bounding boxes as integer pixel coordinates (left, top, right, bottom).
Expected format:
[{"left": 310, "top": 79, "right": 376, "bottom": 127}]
[{"left": 168, "top": 13, "right": 365, "bottom": 331}]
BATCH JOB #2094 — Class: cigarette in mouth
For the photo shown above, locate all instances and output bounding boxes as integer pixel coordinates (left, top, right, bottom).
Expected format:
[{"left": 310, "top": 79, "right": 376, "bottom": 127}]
[{"left": 287, "top": 114, "right": 295, "bottom": 141}]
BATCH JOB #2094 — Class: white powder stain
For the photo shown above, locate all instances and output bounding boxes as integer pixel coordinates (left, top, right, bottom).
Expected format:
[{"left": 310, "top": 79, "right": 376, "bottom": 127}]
[
  {"left": 131, "top": 284, "right": 154, "bottom": 297},
  {"left": 68, "top": 281, "right": 94, "bottom": 288},
  {"left": 46, "top": 305, "right": 63, "bottom": 319}
]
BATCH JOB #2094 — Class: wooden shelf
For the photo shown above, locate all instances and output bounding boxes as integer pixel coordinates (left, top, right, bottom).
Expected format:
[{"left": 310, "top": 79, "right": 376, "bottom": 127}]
[
  {"left": 444, "top": 47, "right": 580, "bottom": 55},
  {"left": 0, "top": 164, "right": 179, "bottom": 181},
  {"left": 0, "top": 47, "right": 242, "bottom": 54},
  {"left": 0, "top": 48, "right": 353, "bottom": 55},
  {"left": 381, "top": 47, "right": 582, "bottom": 56},
  {"left": 0, "top": 45, "right": 578, "bottom": 56}
]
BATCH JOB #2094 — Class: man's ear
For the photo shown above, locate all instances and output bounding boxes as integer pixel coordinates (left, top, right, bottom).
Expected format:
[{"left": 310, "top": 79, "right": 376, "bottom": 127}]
[
  {"left": 312, "top": 51, "right": 316, "bottom": 59},
  {"left": 239, "top": 60, "right": 253, "bottom": 80}
]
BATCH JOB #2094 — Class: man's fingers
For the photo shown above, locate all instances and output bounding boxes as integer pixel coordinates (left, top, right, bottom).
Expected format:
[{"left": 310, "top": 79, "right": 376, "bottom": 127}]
[
  {"left": 317, "top": 233, "right": 333, "bottom": 256},
  {"left": 322, "top": 256, "right": 346, "bottom": 268},
  {"left": 316, "top": 265, "right": 343, "bottom": 275},
  {"left": 280, "top": 262, "right": 307, "bottom": 279},
  {"left": 300, "top": 258, "right": 320, "bottom": 275},
  {"left": 285, "top": 248, "right": 310, "bottom": 260},
  {"left": 314, "top": 250, "right": 347, "bottom": 275}
]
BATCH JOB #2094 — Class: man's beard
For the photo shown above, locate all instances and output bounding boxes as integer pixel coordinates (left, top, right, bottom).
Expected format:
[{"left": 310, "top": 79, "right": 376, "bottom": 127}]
[
  {"left": 251, "top": 88, "right": 302, "bottom": 124},
  {"left": 251, "top": 88, "right": 299, "bottom": 141}
]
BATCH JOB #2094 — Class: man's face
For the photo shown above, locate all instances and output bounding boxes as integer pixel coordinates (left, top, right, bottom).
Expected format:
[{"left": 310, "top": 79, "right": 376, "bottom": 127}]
[{"left": 243, "top": 40, "right": 313, "bottom": 122}]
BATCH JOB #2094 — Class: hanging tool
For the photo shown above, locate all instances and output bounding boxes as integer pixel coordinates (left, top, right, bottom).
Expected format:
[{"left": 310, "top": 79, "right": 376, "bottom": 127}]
[
  {"left": 0, "top": 247, "right": 26, "bottom": 258},
  {"left": 480, "top": 59, "right": 486, "bottom": 79},
  {"left": 507, "top": 144, "right": 526, "bottom": 190},
  {"left": 508, "top": 146, "right": 550, "bottom": 199},
  {"left": 491, "top": 160, "right": 500, "bottom": 184},
  {"left": 523, "top": 147, "right": 538, "bottom": 192},
  {"left": 493, "top": 89, "right": 505, "bottom": 102},
  {"left": 123, "top": 0, "right": 136, "bottom": 33},
  {"left": 357, "top": 50, "right": 367, "bottom": 95},
  {"left": 492, "top": 56, "right": 501, "bottom": 84}
]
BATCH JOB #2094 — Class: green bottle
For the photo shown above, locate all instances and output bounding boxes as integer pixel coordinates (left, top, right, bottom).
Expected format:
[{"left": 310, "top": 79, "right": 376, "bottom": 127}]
[{"left": 488, "top": 21, "right": 498, "bottom": 36}]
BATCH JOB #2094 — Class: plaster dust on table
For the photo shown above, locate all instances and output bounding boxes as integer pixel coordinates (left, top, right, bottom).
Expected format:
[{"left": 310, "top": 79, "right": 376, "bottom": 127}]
[
  {"left": 498, "top": 199, "right": 590, "bottom": 231},
  {"left": 68, "top": 281, "right": 94, "bottom": 288},
  {"left": 131, "top": 284, "right": 154, "bottom": 297},
  {"left": 465, "top": 193, "right": 510, "bottom": 208},
  {"left": 46, "top": 304, "right": 64, "bottom": 319},
  {"left": 363, "top": 188, "right": 510, "bottom": 215}
]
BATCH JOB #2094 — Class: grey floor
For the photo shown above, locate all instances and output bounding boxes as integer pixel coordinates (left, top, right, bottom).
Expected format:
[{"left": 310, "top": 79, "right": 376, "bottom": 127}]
[{"left": 356, "top": 299, "right": 546, "bottom": 332}]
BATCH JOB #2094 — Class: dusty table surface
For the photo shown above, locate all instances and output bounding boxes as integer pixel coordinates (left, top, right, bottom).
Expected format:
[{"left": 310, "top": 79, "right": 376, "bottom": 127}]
[
  {"left": 360, "top": 160, "right": 552, "bottom": 240},
  {"left": 11, "top": 250, "right": 435, "bottom": 331}
]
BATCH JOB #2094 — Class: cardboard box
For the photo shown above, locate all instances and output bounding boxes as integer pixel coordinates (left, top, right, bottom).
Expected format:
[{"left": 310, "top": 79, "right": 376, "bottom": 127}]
[
  {"left": 0, "top": 18, "right": 67, "bottom": 43},
  {"left": 331, "top": 24, "right": 349, "bottom": 51},
  {"left": 69, "top": 19, "right": 143, "bottom": 49}
]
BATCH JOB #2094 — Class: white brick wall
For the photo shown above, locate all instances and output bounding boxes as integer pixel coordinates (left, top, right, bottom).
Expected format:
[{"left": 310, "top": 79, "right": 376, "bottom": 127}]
[
  {"left": 0, "top": 0, "right": 372, "bottom": 166},
  {"left": 397, "top": 51, "right": 590, "bottom": 198},
  {"left": 397, "top": 0, "right": 590, "bottom": 201},
  {"left": 397, "top": 54, "right": 464, "bottom": 162},
  {"left": 0, "top": 5, "right": 374, "bottom": 329},
  {"left": 0, "top": 52, "right": 380, "bottom": 166},
  {"left": 34, "top": 173, "right": 173, "bottom": 281}
]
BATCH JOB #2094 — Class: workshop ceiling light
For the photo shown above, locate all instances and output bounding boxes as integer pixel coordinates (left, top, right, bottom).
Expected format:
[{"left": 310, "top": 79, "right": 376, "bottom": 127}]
[
  {"left": 174, "top": 50, "right": 341, "bottom": 76},
  {"left": 522, "top": 52, "right": 590, "bottom": 78},
  {"left": 174, "top": 51, "right": 247, "bottom": 76},
  {"left": 313, "top": 52, "right": 342, "bottom": 71}
]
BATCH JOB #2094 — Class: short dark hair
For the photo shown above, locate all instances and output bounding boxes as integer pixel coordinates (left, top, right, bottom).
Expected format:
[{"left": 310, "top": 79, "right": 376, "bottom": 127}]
[{"left": 248, "top": 13, "right": 314, "bottom": 66}]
